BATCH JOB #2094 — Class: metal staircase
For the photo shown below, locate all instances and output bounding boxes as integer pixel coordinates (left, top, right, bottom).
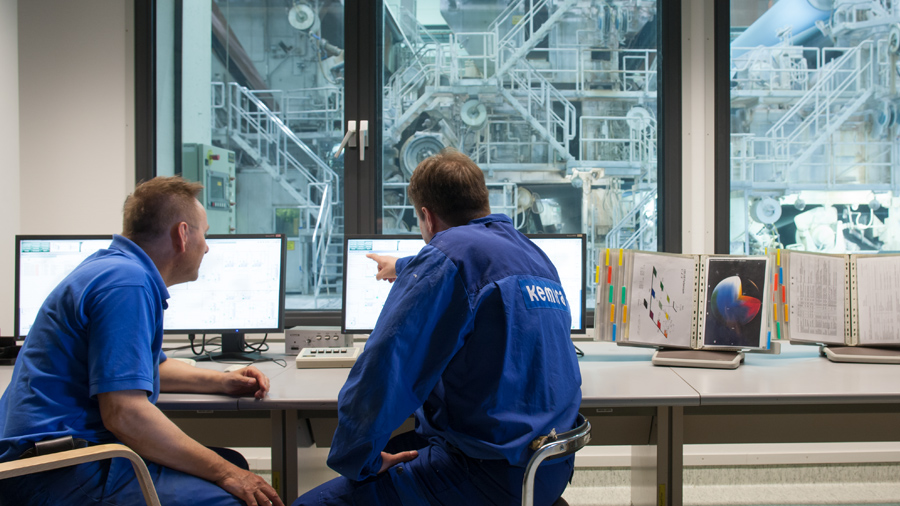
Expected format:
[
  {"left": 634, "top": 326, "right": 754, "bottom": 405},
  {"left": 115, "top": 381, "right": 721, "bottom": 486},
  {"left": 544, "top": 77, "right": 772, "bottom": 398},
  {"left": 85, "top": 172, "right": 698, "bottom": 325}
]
[
  {"left": 218, "top": 82, "right": 342, "bottom": 301},
  {"left": 385, "top": 0, "right": 576, "bottom": 163},
  {"left": 499, "top": 60, "right": 577, "bottom": 163},
  {"left": 490, "top": 0, "right": 578, "bottom": 79},
  {"left": 763, "top": 41, "right": 875, "bottom": 177}
]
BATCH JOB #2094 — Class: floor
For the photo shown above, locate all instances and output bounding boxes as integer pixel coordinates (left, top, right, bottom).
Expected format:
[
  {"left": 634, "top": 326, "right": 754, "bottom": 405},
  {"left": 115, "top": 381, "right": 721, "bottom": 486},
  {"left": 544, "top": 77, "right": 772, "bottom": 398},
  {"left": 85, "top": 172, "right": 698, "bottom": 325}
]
[
  {"left": 561, "top": 464, "right": 900, "bottom": 506},
  {"left": 248, "top": 458, "right": 900, "bottom": 505}
]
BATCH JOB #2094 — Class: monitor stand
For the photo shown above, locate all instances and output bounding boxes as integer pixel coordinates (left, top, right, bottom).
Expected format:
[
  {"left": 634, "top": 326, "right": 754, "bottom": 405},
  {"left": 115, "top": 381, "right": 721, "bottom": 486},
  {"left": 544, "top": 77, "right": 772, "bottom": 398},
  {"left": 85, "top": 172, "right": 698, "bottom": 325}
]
[
  {"left": 194, "top": 332, "right": 263, "bottom": 362},
  {"left": 651, "top": 348, "right": 744, "bottom": 369},
  {"left": 821, "top": 346, "right": 900, "bottom": 365}
]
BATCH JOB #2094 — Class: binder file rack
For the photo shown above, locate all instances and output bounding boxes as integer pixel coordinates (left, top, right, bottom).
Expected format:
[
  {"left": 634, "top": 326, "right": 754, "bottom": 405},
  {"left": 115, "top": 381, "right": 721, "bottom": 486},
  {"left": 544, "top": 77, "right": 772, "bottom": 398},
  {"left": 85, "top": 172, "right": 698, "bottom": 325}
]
[
  {"left": 597, "top": 249, "right": 777, "bottom": 369},
  {"left": 772, "top": 249, "right": 900, "bottom": 365}
]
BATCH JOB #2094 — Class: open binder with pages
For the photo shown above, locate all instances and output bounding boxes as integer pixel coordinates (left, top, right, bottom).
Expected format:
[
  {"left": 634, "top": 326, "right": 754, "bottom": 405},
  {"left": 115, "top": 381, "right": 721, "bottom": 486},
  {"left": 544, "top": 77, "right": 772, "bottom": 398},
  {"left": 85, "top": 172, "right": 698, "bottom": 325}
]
[
  {"left": 772, "top": 250, "right": 900, "bottom": 364},
  {"left": 596, "top": 249, "right": 775, "bottom": 369}
]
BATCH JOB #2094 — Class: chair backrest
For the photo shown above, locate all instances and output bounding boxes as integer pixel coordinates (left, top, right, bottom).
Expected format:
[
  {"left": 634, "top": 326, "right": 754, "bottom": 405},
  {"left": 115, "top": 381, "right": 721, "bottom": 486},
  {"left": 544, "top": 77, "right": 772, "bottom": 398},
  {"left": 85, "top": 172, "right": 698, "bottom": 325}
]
[
  {"left": 521, "top": 413, "right": 591, "bottom": 506},
  {"left": 0, "top": 444, "right": 161, "bottom": 506}
]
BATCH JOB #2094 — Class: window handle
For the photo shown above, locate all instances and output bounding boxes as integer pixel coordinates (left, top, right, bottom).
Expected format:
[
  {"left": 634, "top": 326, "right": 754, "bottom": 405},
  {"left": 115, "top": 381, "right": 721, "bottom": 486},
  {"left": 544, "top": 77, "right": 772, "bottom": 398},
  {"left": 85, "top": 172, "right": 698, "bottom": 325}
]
[
  {"left": 359, "top": 121, "right": 369, "bottom": 161},
  {"left": 334, "top": 121, "right": 358, "bottom": 159}
]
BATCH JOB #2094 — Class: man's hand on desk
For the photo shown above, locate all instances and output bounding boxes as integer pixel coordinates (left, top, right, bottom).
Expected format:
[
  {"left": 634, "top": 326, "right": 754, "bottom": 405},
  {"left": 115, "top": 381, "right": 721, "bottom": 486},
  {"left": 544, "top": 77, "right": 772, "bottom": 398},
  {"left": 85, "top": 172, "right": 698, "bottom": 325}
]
[
  {"left": 366, "top": 253, "right": 398, "bottom": 283},
  {"left": 159, "top": 358, "right": 270, "bottom": 399},
  {"left": 222, "top": 366, "right": 270, "bottom": 399},
  {"left": 378, "top": 450, "right": 419, "bottom": 474}
]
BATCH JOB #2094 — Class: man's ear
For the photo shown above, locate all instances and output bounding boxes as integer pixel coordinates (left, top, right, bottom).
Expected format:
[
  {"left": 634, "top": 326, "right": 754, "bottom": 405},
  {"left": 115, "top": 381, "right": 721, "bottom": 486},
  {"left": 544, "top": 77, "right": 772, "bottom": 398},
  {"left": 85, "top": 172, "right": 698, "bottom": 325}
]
[
  {"left": 172, "top": 222, "right": 189, "bottom": 253},
  {"left": 420, "top": 207, "right": 435, "bottom": 235}
]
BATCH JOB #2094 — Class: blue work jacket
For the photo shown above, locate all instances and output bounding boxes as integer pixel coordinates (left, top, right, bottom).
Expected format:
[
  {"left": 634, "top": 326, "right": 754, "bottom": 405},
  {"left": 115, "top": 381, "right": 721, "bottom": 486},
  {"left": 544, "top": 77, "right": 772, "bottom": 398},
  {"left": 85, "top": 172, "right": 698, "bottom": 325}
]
[{"left": 328, "top": 214, "right": 582, "bottom": 480}]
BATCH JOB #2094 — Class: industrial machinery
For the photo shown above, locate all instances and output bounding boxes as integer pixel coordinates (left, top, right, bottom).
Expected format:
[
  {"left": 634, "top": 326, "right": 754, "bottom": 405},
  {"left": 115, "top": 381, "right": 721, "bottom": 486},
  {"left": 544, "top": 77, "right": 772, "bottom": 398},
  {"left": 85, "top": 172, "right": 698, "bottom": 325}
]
[
  {"left": 206, "top": 0, "right": 663, "bottom": 308},
  {"left": 730, "top": 0, "right": 900, "bottom": 254}
]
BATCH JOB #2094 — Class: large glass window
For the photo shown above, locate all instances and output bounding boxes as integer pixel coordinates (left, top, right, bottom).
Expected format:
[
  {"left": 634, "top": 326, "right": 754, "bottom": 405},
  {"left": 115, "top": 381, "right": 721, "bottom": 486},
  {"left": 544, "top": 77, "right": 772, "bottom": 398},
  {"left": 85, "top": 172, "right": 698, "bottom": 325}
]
[
  {"left": 156, "top": 1, "right": 346, "bottom": 310},
  {"left": 382, "top": 0, "right": 663, "bottom": 309},
  {"left": 153, "top": 0, "right": 667, "bottom": 315},
  {"left": 729, "top": 0, "right": 900, "bottom": 255}
]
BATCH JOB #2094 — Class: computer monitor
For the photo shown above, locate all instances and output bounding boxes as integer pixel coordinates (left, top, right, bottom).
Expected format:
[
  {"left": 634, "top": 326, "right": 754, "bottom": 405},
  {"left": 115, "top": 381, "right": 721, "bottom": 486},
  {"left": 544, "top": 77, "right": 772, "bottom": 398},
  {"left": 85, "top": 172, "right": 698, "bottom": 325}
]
[
  {"left": 15, "top": 235, "right": 113, "bottom": 339},
  {"left": 341, "top": 233, "right": 587, "bottom": 334},
  {"left": 528, "top": 234, "right": 587, "bottom": 334},
  {"left": 164, "top": 234, "right": 287, "bottom": 361}
]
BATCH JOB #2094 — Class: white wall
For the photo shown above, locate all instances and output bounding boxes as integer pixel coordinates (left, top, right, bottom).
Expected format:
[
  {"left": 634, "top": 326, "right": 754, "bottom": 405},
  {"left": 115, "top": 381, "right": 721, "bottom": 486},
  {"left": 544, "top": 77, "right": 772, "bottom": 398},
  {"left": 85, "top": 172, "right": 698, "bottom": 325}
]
[
  {"left": 1, "top": 1, "right": 134, "bottom": 336},
  {"left": 0, "top": 0, "right": 20, "bottom": 336}
]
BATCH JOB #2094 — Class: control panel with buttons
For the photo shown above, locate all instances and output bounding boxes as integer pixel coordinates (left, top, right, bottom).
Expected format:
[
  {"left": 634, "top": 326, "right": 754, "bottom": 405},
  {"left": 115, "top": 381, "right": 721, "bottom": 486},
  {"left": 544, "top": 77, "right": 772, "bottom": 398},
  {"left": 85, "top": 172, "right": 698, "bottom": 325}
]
[
  {"left": 284, "top": 326, "right": 352, "bottom": 356},
  {"left": 295, "top": 346, "right": 361, "bottom": 368}
]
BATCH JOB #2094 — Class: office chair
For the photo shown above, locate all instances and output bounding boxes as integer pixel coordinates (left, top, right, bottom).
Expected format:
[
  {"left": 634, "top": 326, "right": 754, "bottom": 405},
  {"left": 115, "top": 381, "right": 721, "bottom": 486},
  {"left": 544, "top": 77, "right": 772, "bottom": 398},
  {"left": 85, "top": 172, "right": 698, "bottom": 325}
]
[
  {"left": 0, "top": 444, "right": 161, "bottom": 506},
  {"left": 522, "top": 413, "right": 591, "bottom": 506}
]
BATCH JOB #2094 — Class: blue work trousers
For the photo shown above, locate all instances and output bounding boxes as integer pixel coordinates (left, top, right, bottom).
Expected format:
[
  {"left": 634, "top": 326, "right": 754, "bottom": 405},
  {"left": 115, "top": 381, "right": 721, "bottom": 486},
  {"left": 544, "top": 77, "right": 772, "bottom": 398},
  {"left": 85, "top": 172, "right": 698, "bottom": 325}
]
[
  {"left": 294, "top": 432, "right": 574, "bottom": 506},
  {"left": 0, "top": 446, "right": 248, "bottom": 506}
]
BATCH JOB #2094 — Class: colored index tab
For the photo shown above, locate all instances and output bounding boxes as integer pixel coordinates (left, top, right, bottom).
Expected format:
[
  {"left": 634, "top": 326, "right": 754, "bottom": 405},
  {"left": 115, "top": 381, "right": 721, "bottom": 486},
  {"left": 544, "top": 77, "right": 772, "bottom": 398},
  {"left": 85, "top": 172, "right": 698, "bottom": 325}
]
[
  {"left": 784, "top": 305, "right": 789, "bottom": 322},
  {"left": 611, "top": 324, "right": 617, "bottom": 342},
  {"left": 779, "top": 266, "right": 783, "bottom": 283},
  {"left": 621, "top": 286, "right": 627, "bottom": 305},
  {"left": 609, "top": 304, "right": 616, "bottom": 323},
  {"left": 605, "top": 248, "right": 610, "bottom": 266},
  {"left": 623, "top": 305, "right": 628, "bottom": 324},
  {"left": 618, "top": 249, "right": 623, "bottom": 266},
  {"left": 608, "top": 285, "right": 614, "bottom": 303},
  {"left": 595, "top": 266, "right": 600, "bottom": 284},
  {"left": 781, "top": 286, "right": 786, "bottom": 303},
  {"left": 776, "top": 249, "right": 781, "bottom": 266},
  {"left": 776, "top": 321, "right": 781, "bottom": 340},
  {"left": 607, "top": 265, "right": 612, "bottom": 284},
  {"left": 773, "top": 303, "right": 778, "bottom": 320}
]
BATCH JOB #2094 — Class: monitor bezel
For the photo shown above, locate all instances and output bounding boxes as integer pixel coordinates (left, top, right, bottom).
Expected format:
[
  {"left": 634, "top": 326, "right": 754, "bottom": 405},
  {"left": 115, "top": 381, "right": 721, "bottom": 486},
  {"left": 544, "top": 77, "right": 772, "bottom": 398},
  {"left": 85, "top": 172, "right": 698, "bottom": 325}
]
[
  {"left": 340, "top": 232, "right": 587, "bottom": 335},
  {"left": 14, "top": 234, "right": 114, "bottom": 340},
  {"left": 161, "top": 233, "right": 288, "bottom": 335}
]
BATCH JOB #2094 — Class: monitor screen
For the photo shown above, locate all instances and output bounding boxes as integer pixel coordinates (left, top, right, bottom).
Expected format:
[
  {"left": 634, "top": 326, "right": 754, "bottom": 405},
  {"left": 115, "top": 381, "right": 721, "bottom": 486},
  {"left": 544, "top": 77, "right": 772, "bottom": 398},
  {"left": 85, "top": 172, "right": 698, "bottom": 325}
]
[
  {"left": 164, "top": 234, "right": 287, "bottom": 335},
  {"left": 341, "top": 233, "right": 587, "bottom": 334},
  {"left": 15, "top": 235, "right": 113, "bottom": 339}
]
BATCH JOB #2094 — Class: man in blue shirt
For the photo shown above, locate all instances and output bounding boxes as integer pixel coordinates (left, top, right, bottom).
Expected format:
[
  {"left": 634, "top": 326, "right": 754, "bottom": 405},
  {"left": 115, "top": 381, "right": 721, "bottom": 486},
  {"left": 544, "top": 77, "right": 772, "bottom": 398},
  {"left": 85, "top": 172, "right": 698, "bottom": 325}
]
[
  {"left": 0, "top": 177, "right": 283, "bottom": 506},
  {"left": 295, "top": 149, "right": 582, "bottom": 505}
]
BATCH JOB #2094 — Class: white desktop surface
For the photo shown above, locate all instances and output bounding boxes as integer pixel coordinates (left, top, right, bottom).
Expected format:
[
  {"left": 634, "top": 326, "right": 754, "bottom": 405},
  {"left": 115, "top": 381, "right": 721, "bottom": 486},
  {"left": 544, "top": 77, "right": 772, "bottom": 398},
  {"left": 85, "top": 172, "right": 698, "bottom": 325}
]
[
  {"left": 223, "top": 341, "right": 701, "bottom": 410},
  {"left": 576, "top": 342, "right": 699, "bottom": 407},
  {"left": 670, "top": 342, "right": 900, "bottom": 405}
]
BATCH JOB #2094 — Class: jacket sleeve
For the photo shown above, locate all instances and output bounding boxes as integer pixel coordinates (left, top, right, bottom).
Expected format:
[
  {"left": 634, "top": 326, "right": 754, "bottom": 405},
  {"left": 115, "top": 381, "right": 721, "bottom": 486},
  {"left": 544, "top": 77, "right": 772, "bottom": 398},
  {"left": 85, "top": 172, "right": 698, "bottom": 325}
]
[
  {"left": 326, "top": 247, "right": 473, "bottom": 480},
  {"left": 394, "top": 255, "right": 414, "bottom": 275}
]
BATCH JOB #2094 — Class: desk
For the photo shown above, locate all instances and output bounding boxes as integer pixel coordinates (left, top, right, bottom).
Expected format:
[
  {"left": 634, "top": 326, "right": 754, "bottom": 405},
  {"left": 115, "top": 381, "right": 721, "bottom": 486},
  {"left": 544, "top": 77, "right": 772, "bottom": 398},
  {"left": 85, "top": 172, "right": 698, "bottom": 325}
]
[
  {"left": 226, "top": 342, "right": 700, "bottom": 504},
  {"left": 8, "top": 342, "right": 898, "bottom": 506},
  {"left": 670, "top": 344, "right": 900, "bottom": 506},
  {"left": 0, "top": 344, "right": 701, "bottom": 505}
]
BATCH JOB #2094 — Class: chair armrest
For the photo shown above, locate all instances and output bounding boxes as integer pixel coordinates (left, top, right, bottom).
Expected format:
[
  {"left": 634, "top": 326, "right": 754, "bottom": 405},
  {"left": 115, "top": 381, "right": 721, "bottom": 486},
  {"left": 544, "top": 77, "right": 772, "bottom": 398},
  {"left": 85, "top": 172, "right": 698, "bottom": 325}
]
[{"left": 0, "top": 444, "right": 161, "bottom": 506}]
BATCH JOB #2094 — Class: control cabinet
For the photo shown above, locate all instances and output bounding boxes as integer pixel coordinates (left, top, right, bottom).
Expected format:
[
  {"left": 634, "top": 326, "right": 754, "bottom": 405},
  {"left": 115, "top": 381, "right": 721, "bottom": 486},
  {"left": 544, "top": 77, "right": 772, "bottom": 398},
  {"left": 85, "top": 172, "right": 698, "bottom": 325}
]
[{"left": 182, "top": 143, "right": 236, "bottom": 234}]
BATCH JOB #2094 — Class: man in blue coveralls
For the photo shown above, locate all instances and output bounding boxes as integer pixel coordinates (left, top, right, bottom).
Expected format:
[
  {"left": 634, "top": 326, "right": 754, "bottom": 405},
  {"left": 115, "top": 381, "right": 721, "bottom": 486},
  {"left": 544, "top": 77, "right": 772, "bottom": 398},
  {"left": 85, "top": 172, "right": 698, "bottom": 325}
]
[
  {"left": 295, "top": 149, "right": 583, "bottom": 506},
  {"left": 0, "top": 177, "right": 284, "bottom": 506}
]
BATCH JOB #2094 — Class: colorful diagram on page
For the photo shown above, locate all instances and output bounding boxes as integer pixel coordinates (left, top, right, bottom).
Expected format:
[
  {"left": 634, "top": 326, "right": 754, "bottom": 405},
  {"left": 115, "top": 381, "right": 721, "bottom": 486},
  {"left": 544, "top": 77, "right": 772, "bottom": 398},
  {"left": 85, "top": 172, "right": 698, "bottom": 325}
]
[
  {"left": 627, "top": 253, "right": 695, "bottom": 348},
  {"left": 643, "top": 266, "right": 685, "bottom": 340}
]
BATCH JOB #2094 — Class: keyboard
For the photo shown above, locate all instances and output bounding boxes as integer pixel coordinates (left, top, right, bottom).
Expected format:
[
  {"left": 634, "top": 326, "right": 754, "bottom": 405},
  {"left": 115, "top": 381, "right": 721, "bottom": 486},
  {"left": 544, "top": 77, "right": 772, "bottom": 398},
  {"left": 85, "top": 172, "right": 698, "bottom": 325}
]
[{"left": 295, "top": 346, "right": 361, "bottom": 369}]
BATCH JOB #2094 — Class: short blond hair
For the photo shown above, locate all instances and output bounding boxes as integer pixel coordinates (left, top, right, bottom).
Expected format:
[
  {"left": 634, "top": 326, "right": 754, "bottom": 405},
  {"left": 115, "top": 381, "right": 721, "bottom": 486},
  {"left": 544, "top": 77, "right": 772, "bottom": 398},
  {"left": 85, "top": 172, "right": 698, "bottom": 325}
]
[{"left": 123, "top": 176, "right": 203, "bottom": 245}]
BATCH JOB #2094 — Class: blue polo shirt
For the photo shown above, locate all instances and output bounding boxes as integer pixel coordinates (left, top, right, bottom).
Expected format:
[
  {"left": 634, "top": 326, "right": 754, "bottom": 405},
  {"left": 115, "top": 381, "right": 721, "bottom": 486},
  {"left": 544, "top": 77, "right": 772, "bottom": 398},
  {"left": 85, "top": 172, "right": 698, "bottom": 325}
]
[
  {"left": 328, "top": 214, "right": 583, "bottom": 480},
  {"left": 0, "top": 235, "right": 169, "bottom": 462}
]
